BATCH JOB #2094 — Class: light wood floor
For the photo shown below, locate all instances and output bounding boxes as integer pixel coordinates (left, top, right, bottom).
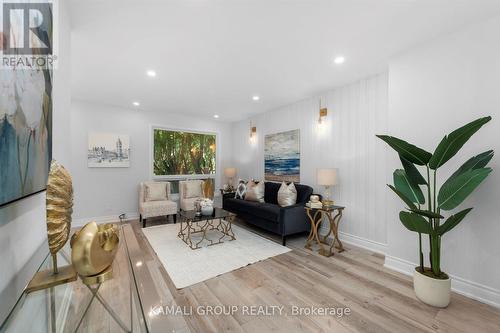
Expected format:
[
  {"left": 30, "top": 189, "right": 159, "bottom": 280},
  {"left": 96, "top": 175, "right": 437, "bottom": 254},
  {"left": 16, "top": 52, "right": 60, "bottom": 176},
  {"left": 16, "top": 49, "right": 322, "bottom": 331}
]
[{"left": 129, "top": 217, "right": 500, "bottom": 333}]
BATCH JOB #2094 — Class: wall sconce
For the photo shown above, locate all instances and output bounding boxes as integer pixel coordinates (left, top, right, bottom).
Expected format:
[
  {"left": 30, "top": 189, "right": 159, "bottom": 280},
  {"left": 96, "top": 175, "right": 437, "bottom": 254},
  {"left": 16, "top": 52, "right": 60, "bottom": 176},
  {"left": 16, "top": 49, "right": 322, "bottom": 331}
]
[
  {"left": 318, "top": 98, "right": 328, "bottom": 125},
  {"left": 249, "top": 122, "right": 257, "bottom": 142}
]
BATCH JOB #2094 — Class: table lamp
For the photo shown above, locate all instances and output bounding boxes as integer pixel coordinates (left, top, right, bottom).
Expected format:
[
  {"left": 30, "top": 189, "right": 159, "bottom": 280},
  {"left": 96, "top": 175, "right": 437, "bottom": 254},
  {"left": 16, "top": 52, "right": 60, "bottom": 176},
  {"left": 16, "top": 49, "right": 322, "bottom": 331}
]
[
  {"left": 224, "top": 167, "right": 237, "bottom": 191},
  {"left": 317, "top": 168, "right": 338, "bottom": 207}
]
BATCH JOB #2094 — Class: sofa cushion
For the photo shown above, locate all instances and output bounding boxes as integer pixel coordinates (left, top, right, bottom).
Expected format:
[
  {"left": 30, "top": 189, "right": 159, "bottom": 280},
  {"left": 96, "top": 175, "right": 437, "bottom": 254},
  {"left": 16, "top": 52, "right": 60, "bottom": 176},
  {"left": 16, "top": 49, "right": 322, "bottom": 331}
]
[
  {"left": 264, "top": 181, "right": 281, "bottom": 204},
  {"left": 253, "top": 203, "right": 280, "bottom": 222},
  {"left": 224, "top": 198, "right": 280, "bottom": 222},
  {"left": 180, "top": 197, "right": 199, "bottom": 211},
  {"left": 140, "top": 200, "right": 177, "bottom": 218}
]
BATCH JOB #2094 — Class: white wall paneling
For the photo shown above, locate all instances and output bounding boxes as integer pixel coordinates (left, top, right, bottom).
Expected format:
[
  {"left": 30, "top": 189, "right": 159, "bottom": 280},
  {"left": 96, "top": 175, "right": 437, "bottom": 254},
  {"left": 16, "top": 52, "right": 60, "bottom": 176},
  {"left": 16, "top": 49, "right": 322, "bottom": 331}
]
[
  {"left": 232, "top": 73, "right": 389, "bottom": 245},
  {"left": 385, "top": 15, "right": 500, "bottom": 307}
]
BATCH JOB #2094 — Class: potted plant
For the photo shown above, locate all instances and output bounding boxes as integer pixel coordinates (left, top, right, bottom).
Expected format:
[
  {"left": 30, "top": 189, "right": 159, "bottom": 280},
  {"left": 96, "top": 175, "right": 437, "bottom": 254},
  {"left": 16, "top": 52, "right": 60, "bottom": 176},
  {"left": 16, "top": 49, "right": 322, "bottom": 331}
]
[{"left": 377, "top": 116, "right": 493, "bottom": 307}]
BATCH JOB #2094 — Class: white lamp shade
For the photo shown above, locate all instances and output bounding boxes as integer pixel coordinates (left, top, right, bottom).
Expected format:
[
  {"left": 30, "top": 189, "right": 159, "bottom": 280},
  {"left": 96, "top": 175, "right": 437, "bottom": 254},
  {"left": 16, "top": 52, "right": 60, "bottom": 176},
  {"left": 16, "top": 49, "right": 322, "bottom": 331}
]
[
  {"left": 317, "top": 168, "right": 338, "bottom": 186},
  {"left": 224, "top": 167, "right": 237, "bottom": 178}
]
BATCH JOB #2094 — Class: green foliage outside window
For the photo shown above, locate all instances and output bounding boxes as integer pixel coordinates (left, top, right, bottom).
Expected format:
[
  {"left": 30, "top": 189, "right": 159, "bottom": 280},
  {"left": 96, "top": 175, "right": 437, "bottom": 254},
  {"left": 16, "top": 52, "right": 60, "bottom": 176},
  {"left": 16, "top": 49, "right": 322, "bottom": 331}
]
[{"left": 153, "top": 129, "right": 216, "bottom": 176}]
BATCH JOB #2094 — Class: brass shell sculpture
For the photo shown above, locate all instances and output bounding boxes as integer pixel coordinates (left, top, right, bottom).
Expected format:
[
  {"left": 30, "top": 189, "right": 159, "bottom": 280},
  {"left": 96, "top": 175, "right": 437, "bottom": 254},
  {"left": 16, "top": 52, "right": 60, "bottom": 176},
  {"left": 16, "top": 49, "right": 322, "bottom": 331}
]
[
  {"left": 71, "top": 222, "right": 120, "bottom": 284},
  {"left": 46, "top": 160, "right": 73, "bottom": 255}
]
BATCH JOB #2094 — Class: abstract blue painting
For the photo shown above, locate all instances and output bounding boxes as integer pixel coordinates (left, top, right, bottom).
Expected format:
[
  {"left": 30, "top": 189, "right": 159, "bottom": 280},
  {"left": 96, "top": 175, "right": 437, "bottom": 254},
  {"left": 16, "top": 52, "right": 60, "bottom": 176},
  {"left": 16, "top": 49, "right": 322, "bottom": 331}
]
[
  {"left": 264, "top": 129, "right": 300, "bottom": 183},
  {"left": 0, "top": 69, "right": 52, "bottom": 207}
]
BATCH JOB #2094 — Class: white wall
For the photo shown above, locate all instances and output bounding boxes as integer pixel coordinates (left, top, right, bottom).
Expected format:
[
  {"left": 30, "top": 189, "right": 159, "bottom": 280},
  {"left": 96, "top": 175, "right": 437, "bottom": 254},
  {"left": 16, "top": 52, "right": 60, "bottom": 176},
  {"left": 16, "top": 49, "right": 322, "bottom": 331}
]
[
  {"left": 385, "top": 16, "right": 500, "bottom": 306},
  {"left": 231, "top": 73, "right": 389, "bottom": 248},
  {"left": 0, "top": 0, "right": 72, "bottom": 317},
  {"left": 70, "top": 100, "right": 233, "bottom": 223}
]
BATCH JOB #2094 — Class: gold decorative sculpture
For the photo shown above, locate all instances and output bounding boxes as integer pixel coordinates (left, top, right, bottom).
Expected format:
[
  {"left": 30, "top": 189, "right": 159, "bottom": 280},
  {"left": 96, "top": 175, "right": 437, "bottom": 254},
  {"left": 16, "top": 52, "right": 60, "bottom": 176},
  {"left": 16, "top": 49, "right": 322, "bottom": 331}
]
[
  {"left": 47, "top": 161, "right": 73, "bottom": 264},
  {"left": 203, "top": 178, "right": 215, "bottom": 199},
  {"left": 70, "top": 222, "right": 120, "bottom": 285},
  {"left": 26, "top": 160, "right": 77, "bottom": 293},
  {"left": 69, "top": 223, "right": 128, "bottom": 333}
]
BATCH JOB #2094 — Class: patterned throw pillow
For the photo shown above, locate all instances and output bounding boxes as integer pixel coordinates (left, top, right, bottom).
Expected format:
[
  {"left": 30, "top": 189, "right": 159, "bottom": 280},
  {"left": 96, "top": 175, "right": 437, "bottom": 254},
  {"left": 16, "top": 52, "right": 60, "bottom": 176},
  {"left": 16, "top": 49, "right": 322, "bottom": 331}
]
[{"left": 234, "top": 180, "right": 247, "bottom": 199}]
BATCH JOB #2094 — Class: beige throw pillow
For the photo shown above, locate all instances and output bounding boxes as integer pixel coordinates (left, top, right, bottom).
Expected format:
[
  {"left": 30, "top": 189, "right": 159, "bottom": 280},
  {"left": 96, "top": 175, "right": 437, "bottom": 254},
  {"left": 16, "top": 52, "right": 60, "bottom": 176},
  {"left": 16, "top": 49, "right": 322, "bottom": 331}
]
[
  {"left": 145, "top": 183, "right": 167, "bottom": 201},
  {"left": 185, "top": 181, "right": 203, "bottom": 198},
  {"left": 277, "top": 182, "right": 297, "bottom": 207},
  {"left": 244, "top": 180, "right": 265, "bottom": 203}
]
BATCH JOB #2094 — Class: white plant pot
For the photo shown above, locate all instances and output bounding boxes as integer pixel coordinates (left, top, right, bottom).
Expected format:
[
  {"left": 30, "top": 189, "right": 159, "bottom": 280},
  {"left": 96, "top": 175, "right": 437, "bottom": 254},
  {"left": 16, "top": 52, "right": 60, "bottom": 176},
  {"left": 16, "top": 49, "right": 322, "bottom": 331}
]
[
  {"left": 413, "top": 268, "right": 451, "bottom": 308},
  {"left": 201, "top": 206, "right": 214, "bottom": 216}
]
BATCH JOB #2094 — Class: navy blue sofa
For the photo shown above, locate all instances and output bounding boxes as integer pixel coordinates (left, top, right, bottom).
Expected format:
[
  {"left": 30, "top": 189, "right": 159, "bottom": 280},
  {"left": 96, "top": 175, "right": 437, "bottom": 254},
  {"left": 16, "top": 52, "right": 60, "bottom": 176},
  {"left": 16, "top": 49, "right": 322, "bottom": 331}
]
[{"left": 222, "top": 182, "right": 313, "bottom": 246}]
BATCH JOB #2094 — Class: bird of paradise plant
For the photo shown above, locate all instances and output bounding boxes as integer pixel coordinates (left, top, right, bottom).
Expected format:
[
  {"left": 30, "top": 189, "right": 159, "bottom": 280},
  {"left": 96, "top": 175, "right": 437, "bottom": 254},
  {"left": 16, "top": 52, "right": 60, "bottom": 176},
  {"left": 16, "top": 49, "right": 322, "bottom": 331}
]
[{"left": 377, "top": 116, "right": 493, "bottom": 279}]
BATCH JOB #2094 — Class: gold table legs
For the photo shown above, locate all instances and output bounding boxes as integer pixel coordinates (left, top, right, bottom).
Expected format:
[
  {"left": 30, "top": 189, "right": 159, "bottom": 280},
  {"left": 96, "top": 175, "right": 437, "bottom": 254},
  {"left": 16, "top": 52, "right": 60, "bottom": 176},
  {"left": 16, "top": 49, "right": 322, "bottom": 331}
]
[
  {"left": 305, "top": 208, "right": 345, "bottom": 257},
  {"left": 73, "top": 280, "right": 131, "bottom": 333},
  {"left": 178, "top": 215, "right": 236, "bottom": 250}
]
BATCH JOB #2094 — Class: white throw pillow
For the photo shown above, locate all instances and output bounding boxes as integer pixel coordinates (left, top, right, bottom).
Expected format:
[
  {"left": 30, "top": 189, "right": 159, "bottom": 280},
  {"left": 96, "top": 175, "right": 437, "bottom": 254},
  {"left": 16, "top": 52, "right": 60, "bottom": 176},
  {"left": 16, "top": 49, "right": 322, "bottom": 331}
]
[
  {"left": 185, "top": 181, "right": 202, "bottom": 198},
  {"left": 277, "top": 182, "right": 297, "bottom": 207},
  {"left": 244, "top": 180, "right": 265, "bottom": 203},
  {"left": 145, "top": 183, "right": 167, "bottom": 201}
]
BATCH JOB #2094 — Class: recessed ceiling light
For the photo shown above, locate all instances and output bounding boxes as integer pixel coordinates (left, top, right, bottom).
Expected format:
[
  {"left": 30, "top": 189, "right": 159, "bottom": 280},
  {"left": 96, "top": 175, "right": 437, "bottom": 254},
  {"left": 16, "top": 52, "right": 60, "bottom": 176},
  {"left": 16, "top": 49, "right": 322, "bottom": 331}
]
[
  {"left": 213, "top": 114, "right": 219, "bottom": 119},
  {"left": 334, "top": 56, "right": 345, "bottom": 64},
  {"left": 146, "top": 70, "right": 156, "bottom": 77},
  {"left": 252, "top": 95, "right": 260, "bottom": 101},
  {"left": 132, "top": 101, "right": 140, "bottom": 106}
]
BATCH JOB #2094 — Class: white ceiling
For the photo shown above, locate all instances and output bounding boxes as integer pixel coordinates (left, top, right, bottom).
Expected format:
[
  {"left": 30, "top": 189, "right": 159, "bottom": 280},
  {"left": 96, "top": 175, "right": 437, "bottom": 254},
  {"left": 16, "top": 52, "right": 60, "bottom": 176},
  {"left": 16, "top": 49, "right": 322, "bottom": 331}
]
[{"left": 70, "top": 0, "right": 500, "bottom": 122}]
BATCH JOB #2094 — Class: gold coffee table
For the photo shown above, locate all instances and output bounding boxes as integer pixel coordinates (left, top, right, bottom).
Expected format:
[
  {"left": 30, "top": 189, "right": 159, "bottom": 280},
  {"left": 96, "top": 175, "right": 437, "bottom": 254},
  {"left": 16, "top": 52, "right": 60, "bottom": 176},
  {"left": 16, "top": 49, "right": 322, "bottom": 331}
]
[
  {"left": 178, "top": 207, "right": 236, "bottom": 250},
  {"left": 304, "top": 205, "right": 345, "bottom": 257}
]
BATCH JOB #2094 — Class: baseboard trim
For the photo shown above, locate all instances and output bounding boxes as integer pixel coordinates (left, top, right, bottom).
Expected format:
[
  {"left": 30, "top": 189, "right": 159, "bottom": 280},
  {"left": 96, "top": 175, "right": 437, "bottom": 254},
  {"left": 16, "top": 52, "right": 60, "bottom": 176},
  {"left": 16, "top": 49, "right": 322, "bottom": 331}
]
[
  {"left": 337, "top": 231, "right": 388, "bottom": 255},
  {"left": 73, "top": 212, "right": 139, "bottom": 227},
  {"left": 319, "top": 225, "right": 388, "bottom": 255},
  {"left": 384, "top": 255, "right": 500, "bottom": 309}
]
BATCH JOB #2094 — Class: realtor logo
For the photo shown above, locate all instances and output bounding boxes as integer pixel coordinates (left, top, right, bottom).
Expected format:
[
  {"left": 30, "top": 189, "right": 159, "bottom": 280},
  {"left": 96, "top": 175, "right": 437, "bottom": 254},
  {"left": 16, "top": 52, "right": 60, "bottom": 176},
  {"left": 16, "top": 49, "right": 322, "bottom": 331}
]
[
  {"left": 1, "top": 1, "right": 56, "bottom": 69},
  {"left": 2, "top": 2, "right": 52, "bottom": 55}
]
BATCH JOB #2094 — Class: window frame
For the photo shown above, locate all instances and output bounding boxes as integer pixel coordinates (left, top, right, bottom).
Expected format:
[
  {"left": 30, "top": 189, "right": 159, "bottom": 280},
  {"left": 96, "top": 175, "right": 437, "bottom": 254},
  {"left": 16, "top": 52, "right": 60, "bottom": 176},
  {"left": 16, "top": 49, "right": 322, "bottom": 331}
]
[{"left": 149, "top": 125, "right": 219, "bottom": 182}]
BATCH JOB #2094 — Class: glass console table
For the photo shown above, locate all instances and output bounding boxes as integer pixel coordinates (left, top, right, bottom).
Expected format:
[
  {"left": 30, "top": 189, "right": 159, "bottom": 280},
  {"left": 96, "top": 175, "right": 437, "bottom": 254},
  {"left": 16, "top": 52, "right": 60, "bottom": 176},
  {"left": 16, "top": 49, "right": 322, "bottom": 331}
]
[{"left": 0, "top": 225, "right": 148, "bottom": 333}]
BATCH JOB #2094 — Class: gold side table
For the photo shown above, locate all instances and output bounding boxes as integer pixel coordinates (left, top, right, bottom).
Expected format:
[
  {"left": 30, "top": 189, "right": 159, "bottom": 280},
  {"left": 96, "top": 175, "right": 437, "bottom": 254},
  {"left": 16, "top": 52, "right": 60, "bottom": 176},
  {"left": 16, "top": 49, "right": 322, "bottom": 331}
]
[{"left": 304, "top": 205, "right": 345, "bottom": 257}]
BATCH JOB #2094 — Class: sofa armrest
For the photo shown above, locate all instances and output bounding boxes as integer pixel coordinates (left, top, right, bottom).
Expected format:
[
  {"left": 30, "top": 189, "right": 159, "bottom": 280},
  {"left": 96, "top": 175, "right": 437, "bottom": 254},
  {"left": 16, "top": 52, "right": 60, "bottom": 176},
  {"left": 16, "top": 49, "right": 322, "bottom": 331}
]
[{"left": 279, "top": 203, "right": 310, "bottom": 236}]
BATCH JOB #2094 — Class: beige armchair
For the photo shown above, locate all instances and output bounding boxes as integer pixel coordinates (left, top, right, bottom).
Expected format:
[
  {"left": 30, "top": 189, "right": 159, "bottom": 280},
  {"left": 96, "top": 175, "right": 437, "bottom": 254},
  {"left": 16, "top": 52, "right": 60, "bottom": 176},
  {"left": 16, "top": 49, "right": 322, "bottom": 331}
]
[
  {"left": 179, "top": 180, "right": 205, "bottom": 211},
  {"left": 139, "top": 181, "right": 178, "bottom": 228}
]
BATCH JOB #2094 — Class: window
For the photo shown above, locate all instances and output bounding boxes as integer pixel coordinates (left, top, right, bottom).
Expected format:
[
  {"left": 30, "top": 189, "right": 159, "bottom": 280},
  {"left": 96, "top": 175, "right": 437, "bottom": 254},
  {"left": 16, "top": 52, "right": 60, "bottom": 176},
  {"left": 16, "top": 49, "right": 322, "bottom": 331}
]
[{"left": 152, "top": 128, "right": 217, "bottom": 178}]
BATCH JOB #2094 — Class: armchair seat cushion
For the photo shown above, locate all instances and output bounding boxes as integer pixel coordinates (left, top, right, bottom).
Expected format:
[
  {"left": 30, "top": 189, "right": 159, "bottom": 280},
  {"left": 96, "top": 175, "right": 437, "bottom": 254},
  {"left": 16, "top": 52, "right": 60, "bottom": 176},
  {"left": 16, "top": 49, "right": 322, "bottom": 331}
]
[
  {"left": 180, "top": 197, "right": 199, "bottom": 211},
  {"left": 140, "top": 200, "right": 177, "bottom": 219}
]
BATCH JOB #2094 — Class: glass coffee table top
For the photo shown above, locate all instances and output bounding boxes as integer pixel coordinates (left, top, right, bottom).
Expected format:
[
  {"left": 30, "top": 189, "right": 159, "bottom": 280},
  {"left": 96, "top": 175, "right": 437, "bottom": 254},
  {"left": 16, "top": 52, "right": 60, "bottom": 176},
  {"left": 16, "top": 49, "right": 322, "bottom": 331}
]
[{"left": 179, "top": 207, "right": 234, "bottom": 221}]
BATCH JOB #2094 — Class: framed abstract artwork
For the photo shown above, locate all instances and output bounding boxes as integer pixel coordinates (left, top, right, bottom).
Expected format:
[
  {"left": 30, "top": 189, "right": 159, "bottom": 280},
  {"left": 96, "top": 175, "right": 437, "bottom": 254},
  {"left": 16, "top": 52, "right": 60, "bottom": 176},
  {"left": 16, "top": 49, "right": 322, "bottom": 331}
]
[
  {"left": 88, "top": 133, "right": 130, "bottom": 167},
  {"left": 0, "top": 69, "right": 53, "bottom": 207},
  {"left": 264, "top": 129, "right": 300, "bottom": 183}
]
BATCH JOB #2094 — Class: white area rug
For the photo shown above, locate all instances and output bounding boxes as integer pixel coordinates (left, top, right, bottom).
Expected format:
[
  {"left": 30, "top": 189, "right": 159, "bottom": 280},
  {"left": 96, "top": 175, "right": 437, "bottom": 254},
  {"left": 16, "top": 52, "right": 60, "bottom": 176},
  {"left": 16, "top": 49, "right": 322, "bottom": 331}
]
[{"left": 142, "top": 223, "right": 290, "bottom": 289}]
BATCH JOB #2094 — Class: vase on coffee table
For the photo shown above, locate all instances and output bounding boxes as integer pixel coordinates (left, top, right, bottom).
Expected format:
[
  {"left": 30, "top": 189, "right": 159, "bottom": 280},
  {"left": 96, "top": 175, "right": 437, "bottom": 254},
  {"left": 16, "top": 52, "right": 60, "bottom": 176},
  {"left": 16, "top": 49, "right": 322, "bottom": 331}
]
[{"left": 199, "top": 198, "right": 214, "bottom": 216}]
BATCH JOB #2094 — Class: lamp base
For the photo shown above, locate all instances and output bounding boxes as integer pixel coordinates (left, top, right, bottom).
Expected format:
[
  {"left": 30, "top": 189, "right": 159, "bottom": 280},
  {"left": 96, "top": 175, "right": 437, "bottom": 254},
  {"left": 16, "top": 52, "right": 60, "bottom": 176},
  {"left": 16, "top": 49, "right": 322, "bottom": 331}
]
[{"left": 26, "top": 264, "right": 77, "bottom": 293}]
